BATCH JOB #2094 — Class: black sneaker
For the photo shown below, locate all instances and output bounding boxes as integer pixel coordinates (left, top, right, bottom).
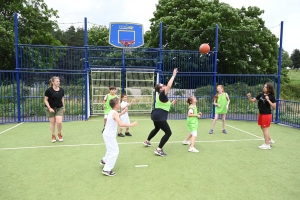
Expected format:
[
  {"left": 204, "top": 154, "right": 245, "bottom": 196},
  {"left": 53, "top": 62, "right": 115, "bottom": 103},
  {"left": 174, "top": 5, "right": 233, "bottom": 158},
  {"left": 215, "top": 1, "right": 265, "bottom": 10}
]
[
  {"left": 102, "top": 170, "right": 116, "bottom": 176},
  {"left": 125, "top": 132, "right": 132, "bottom": 136},
  {"left": 118, "top": 133, "right": 125, "bottom": 137},
  {"left": 143, "top": 140, "right": 151, "bottom": 147},
  {"left": 100, "top": 160, "right": 106, "bottom": 166},
  {"left": 154, "top": 148, "right": 167, "bottom": 156}
]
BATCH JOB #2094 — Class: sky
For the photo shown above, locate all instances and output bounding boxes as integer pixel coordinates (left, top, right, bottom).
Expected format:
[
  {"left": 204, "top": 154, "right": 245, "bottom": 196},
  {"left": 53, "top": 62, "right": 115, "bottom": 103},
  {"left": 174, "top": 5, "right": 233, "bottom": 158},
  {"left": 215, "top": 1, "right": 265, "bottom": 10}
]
[{"left": 44, "top": 0, "right": 299, "bottom": 55}]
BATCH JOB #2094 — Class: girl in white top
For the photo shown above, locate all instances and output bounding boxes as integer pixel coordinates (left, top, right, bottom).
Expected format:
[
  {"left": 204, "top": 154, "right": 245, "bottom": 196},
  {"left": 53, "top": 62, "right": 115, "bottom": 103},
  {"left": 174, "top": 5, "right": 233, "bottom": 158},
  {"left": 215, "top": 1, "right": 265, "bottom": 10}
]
[
  {"left": 118, "top": 94, "right": 136, "bottom": 137},
  {"left": 101, "top": 97, "right": 138, "bottom": 177}
]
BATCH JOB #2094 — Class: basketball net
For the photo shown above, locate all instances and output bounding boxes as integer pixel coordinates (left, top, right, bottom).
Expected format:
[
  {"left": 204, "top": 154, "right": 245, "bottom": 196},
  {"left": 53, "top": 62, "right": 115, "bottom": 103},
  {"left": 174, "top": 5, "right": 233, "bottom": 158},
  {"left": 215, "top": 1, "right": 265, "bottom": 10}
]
[{"left": 120, "top": 40, "right": 134, "bottom": 54}]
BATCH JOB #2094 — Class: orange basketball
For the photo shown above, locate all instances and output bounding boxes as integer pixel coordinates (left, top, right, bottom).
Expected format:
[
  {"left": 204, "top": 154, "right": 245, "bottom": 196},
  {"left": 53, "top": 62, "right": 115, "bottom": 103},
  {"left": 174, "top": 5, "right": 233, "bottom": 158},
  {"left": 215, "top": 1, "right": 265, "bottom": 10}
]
[{"left": 199, "top": 43, "right": 210, "bottom": 54}]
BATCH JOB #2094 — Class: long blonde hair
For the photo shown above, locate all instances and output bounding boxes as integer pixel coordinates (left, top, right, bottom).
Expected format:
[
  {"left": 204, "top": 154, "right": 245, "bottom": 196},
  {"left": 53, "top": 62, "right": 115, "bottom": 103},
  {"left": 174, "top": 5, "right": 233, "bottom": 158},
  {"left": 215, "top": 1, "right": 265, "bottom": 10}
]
[{"left": 49, "top": 76, "right": 59, "bottom": 87}]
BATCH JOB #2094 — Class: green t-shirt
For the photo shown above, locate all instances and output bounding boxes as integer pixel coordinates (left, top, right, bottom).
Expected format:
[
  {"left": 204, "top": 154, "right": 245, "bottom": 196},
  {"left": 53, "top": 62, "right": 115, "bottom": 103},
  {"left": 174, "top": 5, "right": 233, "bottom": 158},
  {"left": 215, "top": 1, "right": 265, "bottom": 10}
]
[
  {"left": 155, "top": 95, "right": 171, "bottom": 112},
  {"left": 215, "top": 93, "right": 229, "bottom": 114},
  {"left": 186, "top": 105, "right": 198, "bottom": 132},
  {"left": 104, "top": 94, "right": 117, "bottom": 114}
]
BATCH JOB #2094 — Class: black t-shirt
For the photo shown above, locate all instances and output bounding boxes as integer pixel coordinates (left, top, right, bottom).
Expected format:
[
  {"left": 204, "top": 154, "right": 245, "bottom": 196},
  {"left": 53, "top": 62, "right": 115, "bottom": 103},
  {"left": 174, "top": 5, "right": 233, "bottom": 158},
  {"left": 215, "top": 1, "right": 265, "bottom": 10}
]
[
  {"left": 151, "top": 90, "right": 169, "bottom": 121},
  {"left": 255, "top": 93, "right": 275, "bottom": 114},
  {"left": 45, "top": 87, "right": 64, "bottom": 108}
]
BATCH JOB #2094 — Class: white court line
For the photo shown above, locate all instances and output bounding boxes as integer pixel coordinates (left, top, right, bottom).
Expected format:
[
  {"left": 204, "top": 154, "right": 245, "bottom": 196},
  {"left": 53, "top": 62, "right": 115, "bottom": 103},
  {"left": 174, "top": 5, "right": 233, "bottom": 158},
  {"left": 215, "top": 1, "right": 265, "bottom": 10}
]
[
  {"left": 216, "top": 121, "right": 264, "bottom": 139},
  {"left": 0, "top": 138, "right": 263, "bottom": 151},
  {"left": 0, "top": 123, "right": 23, "bottom": 135}
]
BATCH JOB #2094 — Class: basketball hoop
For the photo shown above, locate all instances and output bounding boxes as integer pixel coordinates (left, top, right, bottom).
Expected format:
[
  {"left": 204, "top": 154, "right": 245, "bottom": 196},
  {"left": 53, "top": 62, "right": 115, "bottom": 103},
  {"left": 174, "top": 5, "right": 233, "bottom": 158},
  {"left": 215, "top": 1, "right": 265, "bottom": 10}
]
[{"left": 120, "top": 40, "right": 135, "bottom": 54}]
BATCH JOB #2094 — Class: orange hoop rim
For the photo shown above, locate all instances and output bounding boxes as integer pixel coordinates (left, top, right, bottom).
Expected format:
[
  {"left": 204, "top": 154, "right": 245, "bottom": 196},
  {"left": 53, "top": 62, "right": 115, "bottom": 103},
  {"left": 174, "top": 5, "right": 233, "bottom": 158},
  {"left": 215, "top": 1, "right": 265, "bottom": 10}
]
[{"left": 120, "top": 40, "right": 135, "bottom": 47}]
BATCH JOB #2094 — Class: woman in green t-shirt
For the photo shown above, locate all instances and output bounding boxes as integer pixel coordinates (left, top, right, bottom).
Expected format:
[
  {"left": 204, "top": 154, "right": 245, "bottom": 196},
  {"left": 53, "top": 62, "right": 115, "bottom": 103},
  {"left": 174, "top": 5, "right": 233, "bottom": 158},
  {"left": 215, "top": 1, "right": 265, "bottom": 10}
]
[{"left": 209, "top": 85, "right": 230, "bottom": 134}]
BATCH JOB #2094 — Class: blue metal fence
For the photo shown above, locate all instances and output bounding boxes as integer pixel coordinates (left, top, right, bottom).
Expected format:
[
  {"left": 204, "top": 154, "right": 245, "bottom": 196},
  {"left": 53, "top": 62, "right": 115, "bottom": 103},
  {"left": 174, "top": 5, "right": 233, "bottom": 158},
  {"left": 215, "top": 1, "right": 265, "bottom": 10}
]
[{"left": 1, "top": 15, "right": 299, "bottom": 128}]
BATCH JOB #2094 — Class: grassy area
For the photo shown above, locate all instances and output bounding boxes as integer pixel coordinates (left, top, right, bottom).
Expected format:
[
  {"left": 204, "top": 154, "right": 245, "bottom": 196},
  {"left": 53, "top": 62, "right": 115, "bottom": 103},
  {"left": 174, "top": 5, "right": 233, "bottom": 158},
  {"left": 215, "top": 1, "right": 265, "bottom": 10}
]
[
  {"left": 288, "top": 69, "right": 300, "bottom": 85},
  {"left": 0, "top": 117, "right": 299, "bottom": 199}
]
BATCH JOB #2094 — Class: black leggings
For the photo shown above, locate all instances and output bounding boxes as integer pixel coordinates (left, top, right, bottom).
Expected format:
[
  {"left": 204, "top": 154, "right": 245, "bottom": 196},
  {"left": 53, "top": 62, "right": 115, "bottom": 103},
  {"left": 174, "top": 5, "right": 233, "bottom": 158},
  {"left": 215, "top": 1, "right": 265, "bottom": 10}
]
[{"left": 147, "top": 121, "right": 172, "bottom": 148}]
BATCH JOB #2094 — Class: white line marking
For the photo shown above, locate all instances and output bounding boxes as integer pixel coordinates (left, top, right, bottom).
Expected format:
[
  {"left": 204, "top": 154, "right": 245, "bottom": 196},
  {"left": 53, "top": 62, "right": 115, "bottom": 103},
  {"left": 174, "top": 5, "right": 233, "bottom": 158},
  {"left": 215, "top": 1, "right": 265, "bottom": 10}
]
[
  {"left": 135, "top": 165, "right": 148, "bottom": 168},
  {"left": 216, "top": 121, "right": 264, "bottom": 139},
  {"left": 0, "top": 123, "right": 23, "bottom": 135},
  {"left": 0, "top": 139, "right": 263, "bottom": 151}
]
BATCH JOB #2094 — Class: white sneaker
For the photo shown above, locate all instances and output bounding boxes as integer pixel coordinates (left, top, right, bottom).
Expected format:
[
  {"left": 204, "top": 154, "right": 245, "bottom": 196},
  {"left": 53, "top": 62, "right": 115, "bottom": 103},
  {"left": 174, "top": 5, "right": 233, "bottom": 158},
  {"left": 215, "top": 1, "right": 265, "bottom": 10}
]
[
  {"left": 183, "top": 140, "right": 191, "bottom": 145},
  {"left": 258, "top": 144, "right": 271, "bottom": 150},
  {"left": 269, "top": 139, "right": 275, "bottom": 145},
  {"left": 188, "top": 147, "right": 199, "bottom": 153}
]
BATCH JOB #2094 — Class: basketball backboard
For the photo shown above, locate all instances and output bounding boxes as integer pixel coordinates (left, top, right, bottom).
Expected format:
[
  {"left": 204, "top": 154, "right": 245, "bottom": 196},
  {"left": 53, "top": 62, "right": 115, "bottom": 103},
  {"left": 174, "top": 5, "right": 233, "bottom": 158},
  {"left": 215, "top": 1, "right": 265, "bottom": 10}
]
[{"left": 109, "top": 22, "right": 144, "bottom": 48}]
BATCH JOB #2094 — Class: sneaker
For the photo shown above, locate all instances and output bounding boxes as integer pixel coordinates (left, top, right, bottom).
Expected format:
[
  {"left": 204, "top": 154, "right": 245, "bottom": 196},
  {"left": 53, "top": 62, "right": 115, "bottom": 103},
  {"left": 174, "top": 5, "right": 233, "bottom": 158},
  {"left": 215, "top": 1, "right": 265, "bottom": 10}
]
[
  {"left": 51, "top": 135, "right": 56, "bottom": 143},
  {"left": 125, "top": 132, "right": 132, "bottom": 136},
  {"left": 118, "top": 133, "right": 125, "bottom": 137},
  {"left": 57, "top": 133, "right": 63, "bottom": 142},
  {"left": 188, "top": 147, "right": 199, "bottom": 153},
  {"left": 143, "top": 140, "right": 151, "bottom": 147},
  {"left": 222, "top": 129, "right": 227, "bottom": 134},
  {"left": 209, "top": 129, "right": 213, "bottom": 134},
  {"left": 182, "top": 140, "right": 191, "bottom": 145},
  {"left": 102, "top": 170, "right": 116, "bottom": 177},
  {"left": 258, "top": 144, "right": 271, "bottom": 150},
  {"left": 269, "top": 139, "right": 275, "bottom": 145},
  {"left": 99, "top": 160, "right": 106, "bottom": 166},
  {"left": 154, "top": 148, "right": 167, "bottom": 156}
]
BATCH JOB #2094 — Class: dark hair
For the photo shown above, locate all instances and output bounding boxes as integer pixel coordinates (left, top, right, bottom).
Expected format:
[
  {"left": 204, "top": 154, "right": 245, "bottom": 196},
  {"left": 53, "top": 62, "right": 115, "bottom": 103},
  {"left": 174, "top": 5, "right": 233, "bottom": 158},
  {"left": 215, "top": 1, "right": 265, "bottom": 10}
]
[
  {"left": 109, "top": 97, "right": 119, "bottom": 108},
  {"left": 121, "top": 93, "right": 127, "bottom": 99},
  {"left": 109, "top": 85, "right": 116, "bottom": 91},
  {"left": 186, "top": 96, "right": 194, "bottom": 105},
  {"left": 155, "top": 83, "right": 162, "bottom": 93},
  {"left": 265, "top": 83, "right": 275, "bottom": 95},
  {"left": 49, "top": 76, "right": 59, "bottom": 87}
]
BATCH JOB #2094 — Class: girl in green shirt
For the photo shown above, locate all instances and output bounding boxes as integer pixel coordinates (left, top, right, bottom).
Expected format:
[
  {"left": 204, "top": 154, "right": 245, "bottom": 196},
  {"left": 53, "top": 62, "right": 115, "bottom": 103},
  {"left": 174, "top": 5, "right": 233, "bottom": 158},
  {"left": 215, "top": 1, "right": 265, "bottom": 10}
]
[
  {"left": 183, "top": 96, "right": 202, "bottom": 153},
  {"left": 209, "top": 85, "right": 230, "bottom": 134}
]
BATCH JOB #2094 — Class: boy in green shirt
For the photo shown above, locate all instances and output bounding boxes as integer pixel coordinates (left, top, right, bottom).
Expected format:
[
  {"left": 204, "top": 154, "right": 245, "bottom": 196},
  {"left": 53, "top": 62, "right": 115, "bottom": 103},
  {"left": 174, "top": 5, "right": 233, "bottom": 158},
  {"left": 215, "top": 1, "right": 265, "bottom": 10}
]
[{"left": 102, "top": 86, "right": 117, "bottom": 133}]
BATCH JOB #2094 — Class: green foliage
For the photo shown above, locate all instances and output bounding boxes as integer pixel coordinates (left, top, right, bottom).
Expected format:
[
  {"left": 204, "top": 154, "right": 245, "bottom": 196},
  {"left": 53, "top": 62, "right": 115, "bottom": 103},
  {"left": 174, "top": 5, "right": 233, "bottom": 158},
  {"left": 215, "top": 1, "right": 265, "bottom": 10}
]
[
  {"left": 0, "top": 0, "right": 60, "bottom": 70},
  {"left": 141, "top": 88, "right": 152, "bottom": 95},
  {"left": 194, "top": 85, "right": 213, "bottom": 96},
  {"left": 287, "top": 69, "right": 300, "bottom": 85},
  {"left": 173, "top": 90, "right": 185, "bottom": 97},
  {"left": 146, "top": 0, "right": 280, "bottom": 76},
  {"left": 88, "top": 25, "right": 110, "bottom": 46},
  {"left": 52, "top": 26, "right": 84, "bottom": 46},
  {"left": 281, "top": 49, "right": 293, "bottom": 68},
  {"left": 291, "top": 49, "right": 300, "bottom": 69},
  {"left": 280, "top": 84, "right": 300, "bottom": 101}
]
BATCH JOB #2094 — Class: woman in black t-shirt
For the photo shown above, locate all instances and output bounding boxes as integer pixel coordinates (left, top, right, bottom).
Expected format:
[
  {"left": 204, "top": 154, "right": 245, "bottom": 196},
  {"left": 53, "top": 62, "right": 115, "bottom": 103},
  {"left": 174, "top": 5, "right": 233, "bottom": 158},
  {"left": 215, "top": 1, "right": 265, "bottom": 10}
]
[
  {"left": 44, "top": 76, "right": 65, "bottom": 143},
  {"left": 247, "top": 83, "right": 276, "bottom": 150}
]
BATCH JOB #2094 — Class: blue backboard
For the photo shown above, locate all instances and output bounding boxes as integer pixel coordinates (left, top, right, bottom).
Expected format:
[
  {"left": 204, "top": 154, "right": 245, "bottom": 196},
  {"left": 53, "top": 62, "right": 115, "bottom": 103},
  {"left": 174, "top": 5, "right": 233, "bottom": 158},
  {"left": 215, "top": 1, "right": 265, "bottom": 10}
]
[{"left": 109, "top": 22, "right": 144, "bottom": 48}]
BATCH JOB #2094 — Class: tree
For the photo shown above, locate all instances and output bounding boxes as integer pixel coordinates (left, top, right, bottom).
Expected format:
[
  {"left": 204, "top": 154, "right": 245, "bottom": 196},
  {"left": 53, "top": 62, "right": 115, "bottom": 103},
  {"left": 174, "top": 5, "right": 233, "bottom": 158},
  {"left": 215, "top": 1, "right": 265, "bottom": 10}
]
[
  {"left": 145, "top": 0, "right": 280, "bottom": 75},
  {"left": 281, "top": 49, "right": 293, "bottom": 68},
  {"left": 0, "top": 0, "right": 60, "bottom": 70},
  {"left": 88, "top": 25, "right": 109, "bottom": 46},
  {"left": 52, "top": 26, "right": 84, "bottom": 46},
  {"left": 291, "top": 49, "right": 300, "bottom": 69}
]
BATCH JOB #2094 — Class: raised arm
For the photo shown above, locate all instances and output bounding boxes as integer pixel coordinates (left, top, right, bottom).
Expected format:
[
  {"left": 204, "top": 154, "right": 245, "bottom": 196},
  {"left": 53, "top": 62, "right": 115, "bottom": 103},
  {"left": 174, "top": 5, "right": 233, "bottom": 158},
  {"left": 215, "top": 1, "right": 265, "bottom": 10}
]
[
  {"left": 247, "top": 93, "right": 257, "bottom": 103},
  {"left": 164, "top": 68, "right": 178, "bottom": 95}
]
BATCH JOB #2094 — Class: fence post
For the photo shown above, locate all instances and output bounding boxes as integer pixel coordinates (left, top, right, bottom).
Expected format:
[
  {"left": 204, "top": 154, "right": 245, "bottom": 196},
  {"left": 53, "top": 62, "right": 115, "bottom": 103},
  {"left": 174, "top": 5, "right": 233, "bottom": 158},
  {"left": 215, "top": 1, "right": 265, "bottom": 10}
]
[
  {"left": 14, "top": 13, "right": 21, "bottom": 123},
  {"left": 275, "top": 21, "right": 283, "bottom": 124},
  {"left": 84, "top": 17, "right": 89, "bottom": 120},
  {"left": 212, "top": 24, "right": 219, "bottom": 119}
]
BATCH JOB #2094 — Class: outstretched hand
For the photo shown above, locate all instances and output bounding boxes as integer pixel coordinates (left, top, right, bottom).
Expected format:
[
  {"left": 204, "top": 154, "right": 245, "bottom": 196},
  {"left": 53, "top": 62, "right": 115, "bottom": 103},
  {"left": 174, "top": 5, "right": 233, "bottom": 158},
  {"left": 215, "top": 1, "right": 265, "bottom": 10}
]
[
  {"left": 171, "top": 99, "right": 177, "bottom": 105},
  {"left": 173, "top": 68, "right": 178, "bottom": 76},
  {"left": 131, "top": 121, "right": 138, "bottom": 127}
]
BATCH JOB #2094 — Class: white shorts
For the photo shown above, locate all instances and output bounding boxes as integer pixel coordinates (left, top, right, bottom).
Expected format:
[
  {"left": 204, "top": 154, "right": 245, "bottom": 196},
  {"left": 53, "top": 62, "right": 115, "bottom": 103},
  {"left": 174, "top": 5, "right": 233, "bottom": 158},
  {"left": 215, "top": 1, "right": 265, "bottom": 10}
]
[
  {"left": 120, "top": 115, "right": 130, "bottom": 128},
  {"left": 104, "top": 114, "right": 108, "bottom": 119},
  {"left": 190, "top": 131, "right": 197, "bottom": 136}
]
